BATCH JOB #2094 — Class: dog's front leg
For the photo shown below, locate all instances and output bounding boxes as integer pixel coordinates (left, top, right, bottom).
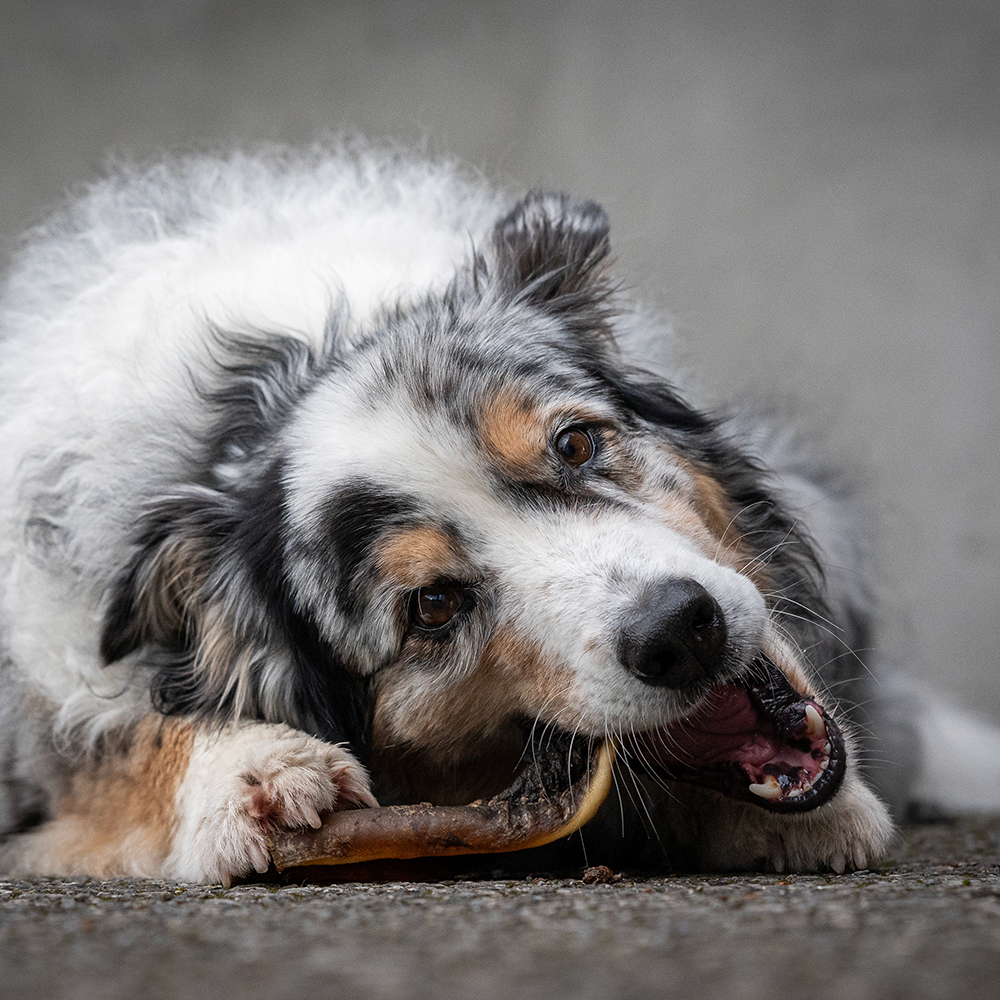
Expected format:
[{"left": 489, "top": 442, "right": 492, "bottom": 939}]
[{"left": 5, "top": 716, "right": 375, "bottom": 884}]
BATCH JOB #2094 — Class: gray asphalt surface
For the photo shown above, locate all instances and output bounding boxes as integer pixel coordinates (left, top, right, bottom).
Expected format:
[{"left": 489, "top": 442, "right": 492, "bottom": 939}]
[{"left": 3, "top": 815, "right": 999, "bottom": 1000}]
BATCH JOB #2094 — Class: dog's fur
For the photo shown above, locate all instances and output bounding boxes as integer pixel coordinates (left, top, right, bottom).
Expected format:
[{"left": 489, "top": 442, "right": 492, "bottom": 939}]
[{"left": 0, "top": 144, "right": 953, "bottom": 883}]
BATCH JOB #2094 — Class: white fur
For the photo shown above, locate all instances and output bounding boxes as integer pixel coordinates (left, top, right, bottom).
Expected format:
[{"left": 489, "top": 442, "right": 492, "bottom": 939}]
[
  {"left": 285, "top": 381, "right": 766, "bottom": 732},
  {"left": 165, "top": 723, "right": 375, "bottom": 885},
  {"left": 0, "top": 146, "right": 500, "bottom": 741}
]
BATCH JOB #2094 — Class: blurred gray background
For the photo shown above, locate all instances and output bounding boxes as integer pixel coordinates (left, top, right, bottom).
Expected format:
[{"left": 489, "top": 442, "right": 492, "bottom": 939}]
[{"left": 1, "top": 0, "right": 997, "bottom": 717}]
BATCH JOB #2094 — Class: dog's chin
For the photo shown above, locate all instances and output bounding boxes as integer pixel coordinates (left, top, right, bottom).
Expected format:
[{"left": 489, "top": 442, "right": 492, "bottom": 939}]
[{"left": 625, "top": 657, "right": 848, "bottom": 814}]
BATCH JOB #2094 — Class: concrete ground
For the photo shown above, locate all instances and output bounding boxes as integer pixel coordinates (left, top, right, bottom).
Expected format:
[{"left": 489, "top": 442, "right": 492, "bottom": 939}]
[{"left": 2, "top": 815, "right": 999, "bottom": 1000}]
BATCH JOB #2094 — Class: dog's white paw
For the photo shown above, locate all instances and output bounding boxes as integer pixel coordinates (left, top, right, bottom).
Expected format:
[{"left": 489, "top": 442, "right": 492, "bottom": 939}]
[
  {"left": 650, "top": 766, "right": 894, "bottom": 874},
  {"left": 760, "top": 770, "right": 894, "bottom": 874},
  {"left": 166, "top": 722, "right": 376, "bottom": 884},
  {"left": 726, "top": 770, "right": 894, "bottom": 874}
]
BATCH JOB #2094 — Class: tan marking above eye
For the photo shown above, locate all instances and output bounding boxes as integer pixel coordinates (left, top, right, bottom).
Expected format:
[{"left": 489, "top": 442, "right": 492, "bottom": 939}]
[
  {"left": 375, "top": 526, "right": 464, "bottom": 589},
  {"left": 480, "top": 391, "right": 548, "bottom": 474},
  {"left": 555, "top": 428, "right": 594, "bottom": 467}
]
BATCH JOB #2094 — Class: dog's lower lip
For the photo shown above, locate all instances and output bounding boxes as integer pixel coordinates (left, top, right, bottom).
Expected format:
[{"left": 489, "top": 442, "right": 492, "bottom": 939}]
[{"left": 628, "top": 658, "right": 847, "bottom": 813}]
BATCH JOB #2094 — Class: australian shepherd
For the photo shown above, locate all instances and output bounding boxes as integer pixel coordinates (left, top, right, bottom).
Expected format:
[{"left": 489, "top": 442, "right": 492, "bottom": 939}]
[{"left": 0, "top": 146, "right": 901, "bottom": 883}]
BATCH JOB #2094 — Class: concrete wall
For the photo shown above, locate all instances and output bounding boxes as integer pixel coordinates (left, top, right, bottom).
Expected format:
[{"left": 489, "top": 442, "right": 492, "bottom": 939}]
[{"left": 2, "top": 0, "right": 997, "bottom": 715}]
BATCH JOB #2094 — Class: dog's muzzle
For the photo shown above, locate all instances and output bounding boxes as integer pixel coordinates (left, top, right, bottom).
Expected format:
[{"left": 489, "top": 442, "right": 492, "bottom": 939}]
[
  {"left": 616, "top": 578, "right": 847, "bottom": 812},
  {"left": 628, "top": 656, "right": 848, "bottom": 813}
]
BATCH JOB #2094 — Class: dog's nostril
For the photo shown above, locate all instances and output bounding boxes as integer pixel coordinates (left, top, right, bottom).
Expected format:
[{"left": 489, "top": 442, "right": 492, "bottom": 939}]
[{"left": 618, "top": 579, "right": 728, "bottom": 689}]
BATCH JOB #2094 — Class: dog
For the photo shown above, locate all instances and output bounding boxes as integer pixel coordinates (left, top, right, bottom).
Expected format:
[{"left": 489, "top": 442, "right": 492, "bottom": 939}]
[{"left": 0, "top": 143, "right": 949, "bottom": 883}]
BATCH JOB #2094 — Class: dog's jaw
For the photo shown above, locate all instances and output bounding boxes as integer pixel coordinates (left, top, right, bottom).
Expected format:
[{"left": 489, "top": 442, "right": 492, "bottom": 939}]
[{"left": 628, "top": 657, "right": 847, "bottom": 813}]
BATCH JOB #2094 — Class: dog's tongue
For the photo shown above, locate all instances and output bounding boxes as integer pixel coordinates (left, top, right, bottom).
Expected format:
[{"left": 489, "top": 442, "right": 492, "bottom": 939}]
[{"left": 632, "top": 660, "right": 847, "bottom": 813}]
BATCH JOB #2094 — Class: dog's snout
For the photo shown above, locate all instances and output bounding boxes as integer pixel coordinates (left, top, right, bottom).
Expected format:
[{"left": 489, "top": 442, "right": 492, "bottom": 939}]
[{"left": 618, "top": 579, "right": 728, "bottom": 689}]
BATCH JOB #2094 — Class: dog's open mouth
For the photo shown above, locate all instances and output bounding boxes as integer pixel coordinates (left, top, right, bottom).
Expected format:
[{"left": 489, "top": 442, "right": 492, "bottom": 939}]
[
  {"left": 269, "top": 659, "right": 845, "bottom": 874},
  {"left": 631, "top": 657, "right": 847, "bottom": 813}
]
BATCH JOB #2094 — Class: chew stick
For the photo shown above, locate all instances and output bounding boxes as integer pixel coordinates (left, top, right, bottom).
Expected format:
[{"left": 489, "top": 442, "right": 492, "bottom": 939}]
[{"left": 269, "top": 741, "right": 614, "bottom": 871}]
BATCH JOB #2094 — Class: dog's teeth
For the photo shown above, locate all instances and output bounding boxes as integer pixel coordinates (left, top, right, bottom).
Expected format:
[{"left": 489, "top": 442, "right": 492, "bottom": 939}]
[
  {"left": 803, "top": 704, "right": 826, "bottom": 741},
  {"left": 787, "top": 787, "right": 803, "bottom": 798},
  {"left": 748, "top": 776, "right": 783, "bottom": 800},
  {"left": 820, "top": 758, "right": 830, "bottom": 770}
]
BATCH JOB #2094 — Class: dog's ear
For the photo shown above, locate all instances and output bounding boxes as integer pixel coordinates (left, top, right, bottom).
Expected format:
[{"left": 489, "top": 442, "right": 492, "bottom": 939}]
[
  {"left": 100, "top": 479, "right": 372, "bottom": 749},
  {"left": 100, "top": 487, "right": 232, "bottom": 666},
  {"left": 99, "top": 487, "right": 263, "bottom": 729},
  {"left": 491, "top": 192, "right": 612, "bottom": 331}
]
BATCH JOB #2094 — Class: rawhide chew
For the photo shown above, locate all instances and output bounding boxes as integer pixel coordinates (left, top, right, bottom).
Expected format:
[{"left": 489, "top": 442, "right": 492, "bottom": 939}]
[{"left": 268, "top": 739, "right": 613, "bottom": 871}]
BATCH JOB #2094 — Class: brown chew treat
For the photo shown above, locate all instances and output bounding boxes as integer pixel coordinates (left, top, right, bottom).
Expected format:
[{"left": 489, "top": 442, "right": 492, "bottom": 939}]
[{"left": 268, "top": 740, "right": 614, "bottom": 871}]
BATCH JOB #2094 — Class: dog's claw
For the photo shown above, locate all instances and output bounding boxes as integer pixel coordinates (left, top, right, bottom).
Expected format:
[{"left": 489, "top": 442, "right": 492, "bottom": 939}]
[{"left": 249, "top": 840, "right": 272, "bottom": 874}]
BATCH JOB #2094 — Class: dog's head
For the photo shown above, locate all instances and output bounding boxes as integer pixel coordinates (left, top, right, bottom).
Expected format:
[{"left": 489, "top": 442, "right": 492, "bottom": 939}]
[{"left": 101, "top": 192, "right": 846, "bottom": 813}]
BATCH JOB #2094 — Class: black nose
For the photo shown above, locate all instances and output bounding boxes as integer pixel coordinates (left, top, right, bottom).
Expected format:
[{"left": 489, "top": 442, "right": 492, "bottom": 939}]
[{"left": 618, "top": 579, "right": 728, "bottom": 689}]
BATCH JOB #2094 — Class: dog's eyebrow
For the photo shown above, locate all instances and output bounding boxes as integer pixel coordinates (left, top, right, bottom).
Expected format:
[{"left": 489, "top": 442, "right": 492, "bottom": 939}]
[
  {"left": 375, "top": 525, "right": 464, "bottom": 588},
  {"left": 479, "top": 390, "right": 548, "bottom": 475},
  {"left": 320, "top": 477, "right": 422, "bottom": 619}
]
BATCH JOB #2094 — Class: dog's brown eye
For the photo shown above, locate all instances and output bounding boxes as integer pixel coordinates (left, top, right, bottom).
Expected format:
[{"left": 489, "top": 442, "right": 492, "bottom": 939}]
[
  {"left": 411, "top": 586, "right": 463, "bottom": 630},
  {"left": 556, "top": 428, "right": 594, "bottom": 467}
]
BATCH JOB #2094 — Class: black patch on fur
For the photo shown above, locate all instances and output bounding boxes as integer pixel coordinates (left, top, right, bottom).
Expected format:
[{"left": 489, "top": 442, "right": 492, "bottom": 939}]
[
  {"left": 101, "top": 318, "right": 344, "bottom": 664},
  {"left": 100, "top": 322, "right": 378, "bottom": 755},
  {"left": 319, "top": 477, "right": 421, "bottom": 623},
  {"left": 99, "top": 487, "right": 234, "bottom": 664},
  {"left": 229, "top": 470, "right": 374, "bottom": 749},
  {"left": 106, "top": 467, "right": 374, "bottom": 755}
]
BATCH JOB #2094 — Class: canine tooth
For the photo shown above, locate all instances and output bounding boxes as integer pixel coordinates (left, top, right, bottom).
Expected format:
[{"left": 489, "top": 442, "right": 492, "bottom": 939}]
[
  {"left": 804, "top": 704, "right": 826, "bottom": 740},
  {"left": 748, "top": 776, "right": 783, "bottom": 800}
]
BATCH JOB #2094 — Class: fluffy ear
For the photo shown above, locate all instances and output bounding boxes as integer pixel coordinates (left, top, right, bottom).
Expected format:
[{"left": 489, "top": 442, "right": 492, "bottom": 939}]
[
  {"left": 99, "top": 487, "right": 234, "bottom": 666},
  {"left": 491, "top": 192, "right": 612, "bottom": 331},
  {"left": 99, "top": 480, "right": 372, "bottom": 750}
]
